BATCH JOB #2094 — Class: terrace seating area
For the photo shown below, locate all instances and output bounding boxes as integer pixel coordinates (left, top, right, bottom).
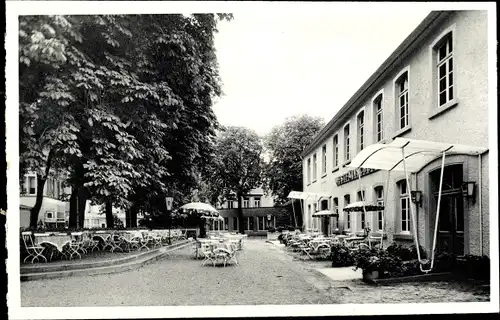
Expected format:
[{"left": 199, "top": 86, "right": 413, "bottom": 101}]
[
  {"left": 193, "top": 231, "right": 247, "bottom": 267},
  {"left": 281, "top": 230, "right": 368, "bottom": 260},
  {"left": 20, "top": 228, "right": 195, "bottom": 264}
]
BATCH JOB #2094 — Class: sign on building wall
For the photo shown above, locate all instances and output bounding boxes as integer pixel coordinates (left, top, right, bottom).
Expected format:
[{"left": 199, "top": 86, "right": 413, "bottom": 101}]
[{"left": 335, "top": 168, "right": 378, "bottom": 186}]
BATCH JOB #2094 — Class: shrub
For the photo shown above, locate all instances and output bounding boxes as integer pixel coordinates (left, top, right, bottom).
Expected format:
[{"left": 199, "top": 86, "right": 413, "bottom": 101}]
[
  {"left": 267, "top": 226, "right": 276, "bottom": 233},
  {"left": 456, "top": 255, "right": 490, "bottom": 280},
  {"left": 385, "top": 242, "right": 427, "bottom": 261},
  {"left": 330, "top": 242, "right": 355, "bottom": 267},
  {"left": 287, "top": 226, "right": 295, "bottom": 231}
]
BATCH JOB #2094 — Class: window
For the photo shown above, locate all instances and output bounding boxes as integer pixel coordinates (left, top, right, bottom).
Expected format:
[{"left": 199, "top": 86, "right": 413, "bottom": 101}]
[
  {"left": 374, "top": 94, "right": 383, "bottom": 142},
  {"left": 332, "top": 135, "right": 339, "bottom": 168},
  {"left": 232, "top": 217, "right": 238, "bottom": 230},
  {"left": 307, "top": 158, "right": 311, "bottom": 184},
  {"left": 248, "top": 217, "right": 254, "bottom": 231},
  {"left": 396, "top": 72, "right": 409, "bottom": 129},
  {"left": 436, "top": 33, "right": 454, "bottom": 107},
  {"left": 224, "top": 217, "right": 229, "bottom": 230},
  {"left": 312, "top": 153, "right": 317, "bottom": 181},
  {"left": 46, "top": 212, "right": 53, "bottom": 219},
  {"left": 333, "top": 197, "right": 339, "bottom": 228},
  {"left": 253, "top": 197, "right": 261, "bottom": 207},
  {"left": 344, "top": 124, "right": 350, "bottom": 161},
  {"left": 321, "top": 144, "right": 327, "bottom": 174},
  {"left": 258, "top": 217, "right": 265, "bottom": 230},
  {"left": 344, "top": 194, "right": 351, "bottom": 229},
  {"left": 28, "top": 176, "right": 36, "bottom": 195},
  {"left": 228, "top": 201, "right": 234, "bottom": 209},
  {"left": 398, "top": 180, "right": 410, "bottom": 232},
  {"left": 313, "top": 203, "right": 317, "bottom": 213},
  {"left": 357, "top": 111, "right": 365, "bottom": 152},
  {"left": 375, "top": 186, "right": 384, "bottom": 231},
  {"left": 243, "top": 197, "right": 250, "bottom": 208},
  {"left": 357, "top": 191, "right": 366, "bottom": 229}
]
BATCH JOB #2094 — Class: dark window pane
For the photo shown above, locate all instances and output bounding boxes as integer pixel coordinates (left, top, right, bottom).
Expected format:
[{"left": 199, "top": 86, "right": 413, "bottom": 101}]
[
  {"left": 449, "top": 71, "right": 453, "bottom": 86},
  {"left": 456, "top": 197, "right": 464, "bottom": 232},
  {"left": 448, "top": 36, "right": 453, "bottom": 52},
  {"left": 448, "top": 57, "right": 453, "bottom": 72},
  {"left": 449, "top": 86, "right": 454, "bottom": 100},
  {"left": 439, "top": 44, "right": 447, "bottom": 60},
  {"left": 440, "top": 91, "right": 447, "bottom": 106},
  {"left": 439, "top": 64, "right": 447, "bottom": 78},
  {"left": 439, "top": 77, "right": 447, "bottom": 92}
]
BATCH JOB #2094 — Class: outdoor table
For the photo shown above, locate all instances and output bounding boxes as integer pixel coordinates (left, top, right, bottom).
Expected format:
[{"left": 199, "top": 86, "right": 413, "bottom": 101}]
[{"left": 33, "top": 234, "right": 72, "bottom": 256}]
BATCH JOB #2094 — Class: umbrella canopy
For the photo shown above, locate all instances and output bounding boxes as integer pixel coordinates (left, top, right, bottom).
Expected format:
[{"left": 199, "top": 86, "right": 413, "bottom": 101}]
[
  {"left": 312, "top": 210, "right": 338, "bottom": 217},
  {"left": 343, "top": 201, "right": 384, "bottom": 212},
  {"left": 179, "top": 202, "right": 219, "bottom": 216}
]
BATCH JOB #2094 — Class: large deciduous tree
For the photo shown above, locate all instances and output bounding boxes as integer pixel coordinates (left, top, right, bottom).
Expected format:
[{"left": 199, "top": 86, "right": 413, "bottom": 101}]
[
  {"left": 264, "top": 114, "right": 324, "bottom": 202},
  {"left": 19, "top": 14, "right": 231, "bottom": 228},
  {"left": 209, "top": 126, "right": 264, "bottom": 233}
]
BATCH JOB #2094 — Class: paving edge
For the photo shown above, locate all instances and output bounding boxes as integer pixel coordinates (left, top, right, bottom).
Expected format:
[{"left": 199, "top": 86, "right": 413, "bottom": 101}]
[
  {"left": 20, "top": 241, "right": 193, "bottom": 282},
  {"left": 20, "top": 240, "right": 190, "bottom": 274}
]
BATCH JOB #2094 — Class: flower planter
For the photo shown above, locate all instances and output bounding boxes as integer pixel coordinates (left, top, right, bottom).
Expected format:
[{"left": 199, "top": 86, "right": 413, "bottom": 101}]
[{"left": 362, "top": 270, "right": 380, "bottom": 282}]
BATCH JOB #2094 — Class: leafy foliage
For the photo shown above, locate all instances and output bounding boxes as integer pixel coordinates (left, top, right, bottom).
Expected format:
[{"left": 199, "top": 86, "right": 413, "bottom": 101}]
[
  {"left": 19, "top": 14, "right": 232, "bottom": 227},
  {"left": 330, "top": 242, "right": 355, "bottom": 267},
  {"left": 264, "top": 115, "right": 325, "bottom": 205}
]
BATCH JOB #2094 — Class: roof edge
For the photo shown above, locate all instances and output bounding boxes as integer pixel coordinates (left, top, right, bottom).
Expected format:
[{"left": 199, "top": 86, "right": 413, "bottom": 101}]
[{"left": 301, "top": 10, "right": 453, "bottom": 158}]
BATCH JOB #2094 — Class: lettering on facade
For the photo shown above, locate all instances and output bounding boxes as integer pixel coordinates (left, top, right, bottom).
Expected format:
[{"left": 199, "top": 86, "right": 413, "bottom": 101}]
[{"left": 335, "top": 168, "right": 378, "bottom": 186}]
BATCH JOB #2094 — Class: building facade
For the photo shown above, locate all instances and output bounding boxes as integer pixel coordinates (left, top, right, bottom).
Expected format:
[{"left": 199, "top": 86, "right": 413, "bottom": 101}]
[
  {"left": 301, "top": 11, "right": 490, "bottom": 256},
  {"left": 20, "top": 172, "right": 70, "bottom": 228},
  {"left": 215, "top": 187, "right": 281, "bottom": 235}
]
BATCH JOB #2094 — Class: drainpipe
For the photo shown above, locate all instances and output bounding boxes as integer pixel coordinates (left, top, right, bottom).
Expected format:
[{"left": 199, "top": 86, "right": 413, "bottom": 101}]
[{"left": 478, "top": 153, "right": 483, "bottom": 256}]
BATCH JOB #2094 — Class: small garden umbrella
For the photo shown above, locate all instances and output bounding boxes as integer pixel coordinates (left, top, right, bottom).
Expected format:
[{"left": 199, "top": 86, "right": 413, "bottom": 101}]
[{"left": 179, "top": 202, "right": 219, "bottom": 216}]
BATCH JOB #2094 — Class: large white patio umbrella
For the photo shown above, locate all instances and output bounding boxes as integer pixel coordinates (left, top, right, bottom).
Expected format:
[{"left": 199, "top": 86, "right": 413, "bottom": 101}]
[{"left": 179, "top": 202, "right": 219, "bottom": 216}]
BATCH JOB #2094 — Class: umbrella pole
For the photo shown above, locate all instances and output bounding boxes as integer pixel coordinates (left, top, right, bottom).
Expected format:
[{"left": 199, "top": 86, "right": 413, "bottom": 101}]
[{"left": 381, "top": 170, "right": 391, "bottom": 250}]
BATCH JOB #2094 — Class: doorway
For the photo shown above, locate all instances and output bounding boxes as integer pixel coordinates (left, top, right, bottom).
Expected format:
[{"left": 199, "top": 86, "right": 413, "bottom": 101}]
[
  {"left": 430, "top": 164, "right": 464, "bottom": 255},
  {"left": 320, "top": 199, "right": 329, "bottom": 236}
]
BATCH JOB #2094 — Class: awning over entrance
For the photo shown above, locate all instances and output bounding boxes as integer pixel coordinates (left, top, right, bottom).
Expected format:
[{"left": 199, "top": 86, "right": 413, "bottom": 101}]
[
  {"left": 348, "top": 138, "right": 488, "bottom": 173},
  {"left": 312, "top": 210, "right": 338, "bottom": 217},
  {"left": 287, "top": 191, "right": 331, "bottom": 200}
]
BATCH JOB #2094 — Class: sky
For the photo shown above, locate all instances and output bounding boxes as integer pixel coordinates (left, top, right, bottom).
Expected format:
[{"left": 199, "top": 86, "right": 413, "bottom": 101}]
[{"left": 212, "top": 6, "right": 431, "bottom": 137}]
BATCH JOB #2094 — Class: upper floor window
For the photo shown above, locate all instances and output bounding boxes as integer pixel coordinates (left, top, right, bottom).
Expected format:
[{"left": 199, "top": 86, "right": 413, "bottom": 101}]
[
  {"left": 398, "top": 180, "right": 410, "bottom": 232},
  {"left": 373, "top": 94, "right": 383, "bottom": 142},
  {"left": 27, "top": 175, "right": 36, "bottom": 195},
  {"left": 312, "top": 153, "right": 317, "bottom": 181},
  {"left": 396, "top": 72, "right": 409, "bottom": 129},
  {"left": 321, "top": 144, "right": 327, "bottom": 174},
  {"left": 357, "top": 111, "right": 365, "bottom": 152},
  {"left": 243, "top": 197, "right": 250, "bottom": 208},
  {"left": 228, "top": 201, "right": 234, "bottom": 209},
  {"left": 253, "top": 197, "right": 261, "bottom": 207},
  {"left": 224, "top": 217, "right": 229, "bottom": 230},
  {"left": 375, "top": 186, "right": 384, "bottom": 231},
  {"left": 344, "top": 124, "right": 350, "bottom": 162},
  {"left": 307, "top": 158, "right": 311, "bottom": 184},
  {"left": 436, "top": 33, "right": 454, "bottom": 107},
  {"left": 332, "top": 134, "right": 339, "bottom": 168}
]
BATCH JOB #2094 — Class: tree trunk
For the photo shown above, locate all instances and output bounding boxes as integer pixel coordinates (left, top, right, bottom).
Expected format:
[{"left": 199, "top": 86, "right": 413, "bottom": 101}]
[
  {"left": 126, "top": 207, "right": 132, "bottom": 228},
  {"left": 237, "top": 191, "right": 244, "bottom": 234},
  {"left": 77, "top": 187, "right": 88, "bottom": 228},
  {"left": 68, "top": 188, "right": 78, "bottom": 228},
  {"left": 130, "top": 204, "right": 138, "bottom": 228},
  {"left": 105, "top": 201, "right": 114, "bottom": 228},
  {"left": 29, "top": 174, "right": 47, "bottom": 228}
]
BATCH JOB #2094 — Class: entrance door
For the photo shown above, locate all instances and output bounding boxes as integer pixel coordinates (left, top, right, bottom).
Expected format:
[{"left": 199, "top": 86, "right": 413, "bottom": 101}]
[
  {"left": 436, "top": 194, "right": 464, "bottom": 255},
  {"left": 430, "top": 164, "right": 464, "bottom": 255}
]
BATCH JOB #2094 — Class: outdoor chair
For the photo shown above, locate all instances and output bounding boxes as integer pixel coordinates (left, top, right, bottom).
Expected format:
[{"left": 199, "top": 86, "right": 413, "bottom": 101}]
[
  {"left": 138, "top": 232, "right": 153, "bottom": 251},
  {"left": 201, "top": 243, "right": 216, "bottom": 267},
  {"left": 119, "top": 233, "right": 140, "bottom": 252},
  {"left": 66, "top": 233, "right": 84, "bottom": 260},
  {"left": 21, "top": 232, "right": 47, "bottom": 263},
  {"left": 83, "top": 232, "right": 100, "bottom": 252},
  {"left": 149, "top": 232, "right": 162, "bottom": 248}
]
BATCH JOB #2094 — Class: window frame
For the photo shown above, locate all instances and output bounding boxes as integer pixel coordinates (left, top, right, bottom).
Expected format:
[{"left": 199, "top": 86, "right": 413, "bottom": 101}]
[
  {"left": 332, "top": 134, "right": 339, "bottom": 169},
  {"left": 374, "top": 186, "right": 384, "bottom": 231},
  {"left": 321, "top": 144, "right": 327, "bottom": 175},
  {"left": 392, "top": 66, "right": 411, "bottom": 137},
  {"left": 344, "top": 194, "right": 351, "bottom": 230},
  {"left": 312, "top": 153, "right": 317, "bottom": 182},
  {"left": 253, "top": 197, "right": 261, "bottom": 207},
  {"left": 27, "top": 175, "right": 36, "bottom": 195},
  {"left": 429, "top": 25, "right": 458, "bottom": 119},
  {"left": 343, "top": 123, "right": 351, "bottom": 163},
  {"left": 397, "top": 180, "right": 411, "bottom": 233},
  {"left": 356, "top": 190, "right": 366, "bottom": 230},
  {"left": 356, "top": 109, "right": 365, "bottom": 153},
  {"left": 307, "top": 158, "right": 312, "bottom": 185},
  {"left": 372, "top": 90, "right": 384, "bottom": 143}
]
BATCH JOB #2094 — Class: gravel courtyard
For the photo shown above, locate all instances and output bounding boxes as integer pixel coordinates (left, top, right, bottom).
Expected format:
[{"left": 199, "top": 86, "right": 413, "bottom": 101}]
[{"left": 20, "top": 240, "right": 489, "bottom": 307}]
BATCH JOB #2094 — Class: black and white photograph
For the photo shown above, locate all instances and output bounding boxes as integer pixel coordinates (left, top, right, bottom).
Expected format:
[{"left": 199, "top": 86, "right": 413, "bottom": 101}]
[{"left": 5, "top": 1, "right": 499, "bottom": 318}]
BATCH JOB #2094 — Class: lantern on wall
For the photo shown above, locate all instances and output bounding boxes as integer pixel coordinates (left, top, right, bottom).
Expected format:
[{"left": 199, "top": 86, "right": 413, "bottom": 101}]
[
  {"left": 410, "top": 190, "right": 423, "bottom": 207},
  {"left": 461, "top": 181, "right": 476, "bottom": 203}
]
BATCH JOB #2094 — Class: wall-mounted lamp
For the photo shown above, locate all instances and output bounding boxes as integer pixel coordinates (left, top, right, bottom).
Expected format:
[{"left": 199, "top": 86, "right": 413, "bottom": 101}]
[
  {"left": 461, "top": 181, "right": 476, "bottom": 203},
  {"left": 411, "top": 190, "right": 423, "bottom": 207}
]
